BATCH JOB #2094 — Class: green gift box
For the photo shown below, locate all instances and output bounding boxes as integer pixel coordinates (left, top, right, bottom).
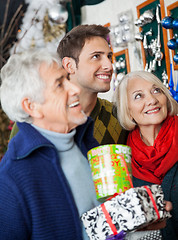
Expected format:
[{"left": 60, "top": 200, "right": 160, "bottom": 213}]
[{"left": 87, "top": 144, "right": 133, "bottom": 201}]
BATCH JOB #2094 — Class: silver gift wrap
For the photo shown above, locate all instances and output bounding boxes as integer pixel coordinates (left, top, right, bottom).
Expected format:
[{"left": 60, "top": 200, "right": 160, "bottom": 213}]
[{"left": 81, "top": 184, "right": 171, "bottom": 240}]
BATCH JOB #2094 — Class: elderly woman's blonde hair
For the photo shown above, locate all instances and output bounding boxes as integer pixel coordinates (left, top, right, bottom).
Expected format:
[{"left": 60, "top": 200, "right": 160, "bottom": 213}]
[{"left": 114, "top": 71, "right": 178, "bottom": 131}]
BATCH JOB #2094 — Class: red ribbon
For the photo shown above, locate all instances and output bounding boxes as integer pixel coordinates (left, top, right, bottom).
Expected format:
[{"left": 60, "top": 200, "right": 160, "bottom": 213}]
[
  {"left": 101, "top": 203, "right": 118, "bottom": 235},
  {"left": 144, "top": 186, "right": 160, "bottom": 221},
  {"left": 106, "top": 193, "right": 119, "bottom": 201},
  {"left": 101, "top": 185, "right": 161, "bottom": 236}
]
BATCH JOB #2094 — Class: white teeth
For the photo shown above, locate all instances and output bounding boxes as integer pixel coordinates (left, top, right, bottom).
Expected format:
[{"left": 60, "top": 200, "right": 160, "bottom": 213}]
[
  {"left": 146, "top": 108, "right": 159, "bottom": 114},
  {"left": 69, "top": 101, "right": 80, "bottom": 108},
  {"left": 97, "top": 75, "right": 110, "bottom": 79}
]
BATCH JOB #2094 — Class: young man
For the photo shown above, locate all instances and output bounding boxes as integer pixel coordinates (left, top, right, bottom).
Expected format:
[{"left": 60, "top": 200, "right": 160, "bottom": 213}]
[{"left": 57, "top": 24, "right": 128, "bottom": 145}]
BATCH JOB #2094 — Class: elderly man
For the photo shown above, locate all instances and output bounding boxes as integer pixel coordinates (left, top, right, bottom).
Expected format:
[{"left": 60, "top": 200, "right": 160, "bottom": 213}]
[{"left": 0, "top": 49, "right": 100, "bottom": 240}]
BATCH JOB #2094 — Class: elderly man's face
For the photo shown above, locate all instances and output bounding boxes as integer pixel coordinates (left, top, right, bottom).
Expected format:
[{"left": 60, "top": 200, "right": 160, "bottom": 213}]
[{"left": 36, "top": 62, "right": 87, "bottom": 133}]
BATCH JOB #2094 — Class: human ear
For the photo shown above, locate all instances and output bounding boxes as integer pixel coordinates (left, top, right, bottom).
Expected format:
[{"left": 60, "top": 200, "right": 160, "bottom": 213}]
[
  {"left": 21, "top": 98, "right": 43, "bottom": 119},
  {"left": 62, "top": 57, "right": 76, "bottom": 74}
]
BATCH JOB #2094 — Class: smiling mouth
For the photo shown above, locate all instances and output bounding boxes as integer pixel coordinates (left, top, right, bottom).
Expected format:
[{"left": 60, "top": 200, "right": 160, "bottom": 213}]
[
  {"left": 68, "top": 101, "right": 80, "bottom": 108},
  {"left": 96, "top": 74, "right": 111, "bottom": 80},
  {"left": 145, "top": 108, "right": 160, "bottom": 114}
]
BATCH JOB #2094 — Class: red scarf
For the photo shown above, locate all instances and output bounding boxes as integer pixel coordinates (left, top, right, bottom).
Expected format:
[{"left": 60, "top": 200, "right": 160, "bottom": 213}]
[{"left": 127, "top": 115, "right": 178, "bottom": 184}]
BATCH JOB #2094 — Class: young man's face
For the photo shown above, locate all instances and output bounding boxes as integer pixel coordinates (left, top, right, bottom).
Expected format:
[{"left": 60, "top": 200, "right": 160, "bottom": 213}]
[
  {"left": 34, "top": 62, "right": 87, "bottom": 133},
  {"left": 71, "top": 36, "right": 113, "bottom": 94}
]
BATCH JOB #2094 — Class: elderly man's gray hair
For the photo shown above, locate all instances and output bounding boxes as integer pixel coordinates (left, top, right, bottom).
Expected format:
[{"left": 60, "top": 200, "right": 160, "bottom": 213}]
[{"left": 0, "top": 49, "right": 62, "bottom": 123}]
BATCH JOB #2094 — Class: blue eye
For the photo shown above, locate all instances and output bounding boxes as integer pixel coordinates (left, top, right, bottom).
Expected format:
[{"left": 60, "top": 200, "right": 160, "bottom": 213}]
[
  {"left": 93, "top": 54, "right": 100, "bottom": 59},
  {"left": 134, "top": 93, "right": 141, "bottom": 99},
  {"left": 153, "top": 87, "right": 162, "bottom": 93}
]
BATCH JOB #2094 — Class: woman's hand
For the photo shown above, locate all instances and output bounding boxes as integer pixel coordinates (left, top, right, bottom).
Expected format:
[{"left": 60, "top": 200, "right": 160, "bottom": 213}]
[
  {"left": 139, "top": 201, "right": 172, "bottom": 231},
  {"left": 164, "top": 200, "right": 172, "bottom": 212}
]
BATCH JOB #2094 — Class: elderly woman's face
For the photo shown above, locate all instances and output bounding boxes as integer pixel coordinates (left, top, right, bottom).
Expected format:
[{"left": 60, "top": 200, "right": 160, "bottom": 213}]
[
  {"left": 127, "top": 77, "right": 168, "bottom": 128},
  {"left": 36, "top": 62, "right": 87, "bottom": 133}
]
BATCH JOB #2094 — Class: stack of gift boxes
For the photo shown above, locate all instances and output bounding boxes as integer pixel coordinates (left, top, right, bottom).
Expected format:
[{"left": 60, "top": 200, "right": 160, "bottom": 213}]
[
  {"left": 82, "top": 145, "right": 171, "bottom": 240},
  {"left": 81, "top": 184, "right": 171, "bottom": 240}
]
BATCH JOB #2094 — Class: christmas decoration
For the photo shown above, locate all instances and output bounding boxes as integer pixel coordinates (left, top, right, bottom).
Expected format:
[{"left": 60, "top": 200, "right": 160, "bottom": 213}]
[
  {"left": 169, "top": 63, "right": 178, "bottom": 102},
  {"left": 10, "top": 0, "right": 68, "bottom": 54}
]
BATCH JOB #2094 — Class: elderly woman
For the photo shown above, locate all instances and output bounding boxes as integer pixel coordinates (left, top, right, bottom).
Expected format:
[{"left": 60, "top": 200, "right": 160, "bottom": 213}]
[
  {"left": 115, "top": 71, "right": 178, "bottom": 240},
  {"left": 0, "top": 49, "right": 101, "bottom": 240}
]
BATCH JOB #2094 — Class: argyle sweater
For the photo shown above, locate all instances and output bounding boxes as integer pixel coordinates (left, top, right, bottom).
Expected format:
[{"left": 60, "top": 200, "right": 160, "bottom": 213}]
[{"left": 90, "top": 98, "right": 128, "bottom": 145}]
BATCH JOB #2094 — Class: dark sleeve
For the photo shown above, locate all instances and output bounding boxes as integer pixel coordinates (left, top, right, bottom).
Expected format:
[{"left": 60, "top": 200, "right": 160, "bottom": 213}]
[
  {"left": 0, "top": 177, "right": 29, "bottom": 238},
  {"left": 75, "top": 117, "right": 99, "bottom": 158},
  {"left": 161, "top": 163, "right": 178, "bottom": 239},
  {"left": 132, "top": 176, "right": 152, "bottom": 187}
]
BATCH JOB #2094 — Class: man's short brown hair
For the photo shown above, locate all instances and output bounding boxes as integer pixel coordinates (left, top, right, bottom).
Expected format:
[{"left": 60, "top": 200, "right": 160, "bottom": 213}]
[{"left": 57, "top": 24, "right": 110, "bottom": 66}]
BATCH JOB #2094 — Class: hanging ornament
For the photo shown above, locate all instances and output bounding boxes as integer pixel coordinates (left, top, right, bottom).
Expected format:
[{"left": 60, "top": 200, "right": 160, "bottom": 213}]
[
  {"left": 173, "top": 54, "right": 178, "bottom": 64},
  {"left": 48, "top": 3, "right": 68, "bottom": 24},
  {"left": 176, "top": 37, "right": 178, "bottom": 45},
  {"left": 43, "top": 11, "right": 66, "bottom": 43},
  {"left": 167, "top": 38, "right": 177, "bottom": 50},
  {"left": 172, "top": 18, "right": 178, "bottom": 29},
  {"left": 169, "top": 63, "right": 175, "bottom": 97},
  {"left": 161, "top": 16, "right": 173, "bottom": 29},
  {"left": 116, "top": 72, "right": 125, "bottom": 81},
  {"left": 162, "top": 70, "right": 168, "bottom": 88},
  {"left": 174, "top": 82, "right": 178, "bottom": 103}
]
